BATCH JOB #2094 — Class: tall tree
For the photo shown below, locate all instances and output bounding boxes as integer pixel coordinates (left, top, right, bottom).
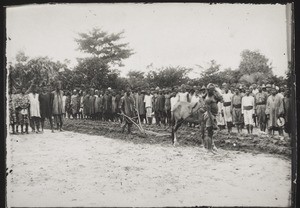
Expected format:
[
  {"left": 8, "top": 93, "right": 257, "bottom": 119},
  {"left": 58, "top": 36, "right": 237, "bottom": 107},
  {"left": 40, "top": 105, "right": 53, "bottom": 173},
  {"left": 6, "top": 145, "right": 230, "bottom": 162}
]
[
  {"left": 75, "top": 28, "right": 134, "bottom": 67},
  {"left": 198, "top": 60, "right": 224, "bottom": 87},
  {"left": 74, "top": 28, "right": 134, "bottom": 88},
  {"left": 239, "top": 49, "right": 273, "bottom": 75}
]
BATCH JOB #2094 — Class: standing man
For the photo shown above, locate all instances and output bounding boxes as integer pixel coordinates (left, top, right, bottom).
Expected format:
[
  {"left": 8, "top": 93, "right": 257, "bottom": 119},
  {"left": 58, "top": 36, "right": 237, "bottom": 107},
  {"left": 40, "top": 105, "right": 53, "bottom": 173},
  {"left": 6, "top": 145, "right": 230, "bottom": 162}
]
[
  {"left": 265, "top": 87, "right": 284, "bottom": 135},
  {"left": 115, "top": 90, "right": 122, "bottom": 123},
  {"left": 62, "top": 91, "right": 67, "bottom": 118},
  {"left": 78, "top": 90, "right": 84, "bottom": 119},
  {"left": 111, "top": 90, "right": 117, "bottom": 122},
  {"left": 15, "top": 87, "right": 30, "bottom": 134},
  {"left": 28, "top": 84, "right": 41, "bottom": 133},
  {"left": 144, "top": 89, "right": 153, "bottom": 125},
  {"left": 71, "top": 90, "right": 79, "bottom": 119},
  {"left": 203, "top": 83, "right": 223, "bottom": 151},
  {"left": 155, "top": 89, "right": 165, "bottom": 126},
  {"left": 164, "top": 89, "right": 172, "bottom": 126},
  {"left": 51, "top": 81, "right": 64, "bottom": 131},
  {"left": 83, "top": 90, "right": 90, "bottom": 119},
  {"left": 103, "top": 89, "right": 113, "bottom": 121},
  {"left": 119, "top": 88, "right": 135, "bottom": 134},
  {"left": 231, "top": 87, "right": 243, "bottom": 133},
  {"left": 94, "top": 90, "right": 101, "bottom": 120},
  {"left": 65, "top": 91, "right": 72, "bottom": 119},
  {"left": 241, "top": 88, "right": 255, "bottom": 134},
  {"left": 39, "top": 85, "right": 54, "bottom": 132},
  {"left": 135, "top": 89, "right": 146, "bottom": 124},
  {"left": 255, "top": 86, "right": 268, "bottom": 132},
  {"left": 89, "top": 88, "right": 96, "bottom": 120},
  {"left": 222, "top": 83, "right": 233, "bottom": 133}
]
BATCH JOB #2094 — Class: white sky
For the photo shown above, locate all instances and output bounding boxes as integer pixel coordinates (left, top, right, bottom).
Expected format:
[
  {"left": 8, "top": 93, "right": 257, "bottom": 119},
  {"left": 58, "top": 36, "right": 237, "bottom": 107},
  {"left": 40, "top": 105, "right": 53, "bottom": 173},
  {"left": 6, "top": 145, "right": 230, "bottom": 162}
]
[{"left": 6, "top": 3, "right": 288, "bottom": 77}]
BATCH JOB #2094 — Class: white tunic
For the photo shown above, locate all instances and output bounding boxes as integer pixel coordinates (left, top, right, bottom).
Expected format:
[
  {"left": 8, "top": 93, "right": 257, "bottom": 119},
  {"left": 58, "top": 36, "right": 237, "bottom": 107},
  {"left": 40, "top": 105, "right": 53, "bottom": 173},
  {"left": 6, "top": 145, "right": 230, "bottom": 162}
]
[
  {"left": 222, "top": 92, "right": 233, "bottom": 103},
  {"left": 62, "top": 95, "right": 67, "bottom": 113},
  {"left": 144, "top": 95, "right": 153, "bottom": 108},
  {"left": 28, "top": 93, "right": 40, "bottom": 117},
  {"left": 241, "top": 95, "right": 255, "bottom": 114},
  {"left": 177, "top": 92, "right": 189, "bottom": 102},
  {"left": 170, "top": 96, "right": 178, "bottom": 111}
]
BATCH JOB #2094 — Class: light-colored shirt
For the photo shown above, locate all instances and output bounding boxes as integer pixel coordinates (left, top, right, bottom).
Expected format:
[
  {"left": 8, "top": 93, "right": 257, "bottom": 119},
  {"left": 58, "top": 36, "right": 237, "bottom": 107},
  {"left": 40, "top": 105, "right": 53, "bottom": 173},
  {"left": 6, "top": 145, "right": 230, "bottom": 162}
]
[
  {"left": 170, "top": 96, "right": 178, "bottom": 111},
  {"left": 177, "top": 92, "right": 189, "bottom": 102},
  {"left": 28, "top": 93, "right": 40, "bottom": 117},
  {"left": 144, "top": 94, "right": 153, "bottom": 108},
  {"left": 222, "top": 92, "right": 233, "bottom": 103},
  {"left": 241, "top": 95, "right": 255, "bottom": 114}
]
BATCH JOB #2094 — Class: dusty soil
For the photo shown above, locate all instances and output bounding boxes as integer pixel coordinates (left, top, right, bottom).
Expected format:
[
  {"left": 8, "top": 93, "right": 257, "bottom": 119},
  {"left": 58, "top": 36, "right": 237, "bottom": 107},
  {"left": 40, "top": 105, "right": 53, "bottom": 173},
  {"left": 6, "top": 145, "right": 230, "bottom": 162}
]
[
  {"left": 60, "top": 119, "right": 292, "bottom": 157},
  {"left": 6, "top": 125, "right": 291, "bottom": 207}
]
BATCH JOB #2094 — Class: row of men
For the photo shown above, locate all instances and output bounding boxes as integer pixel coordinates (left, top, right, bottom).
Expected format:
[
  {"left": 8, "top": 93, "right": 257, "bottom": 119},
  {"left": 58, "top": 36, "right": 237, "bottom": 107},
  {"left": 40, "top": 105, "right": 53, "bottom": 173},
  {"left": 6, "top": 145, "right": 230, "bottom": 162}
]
[{"left": 9, "top": 82, "right": 291, "bottom": 135}]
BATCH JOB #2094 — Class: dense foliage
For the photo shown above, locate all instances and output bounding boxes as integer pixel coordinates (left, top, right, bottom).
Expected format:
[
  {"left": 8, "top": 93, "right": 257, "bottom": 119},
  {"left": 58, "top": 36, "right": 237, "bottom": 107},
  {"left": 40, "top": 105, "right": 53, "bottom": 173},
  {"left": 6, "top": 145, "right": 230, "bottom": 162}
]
[{"left": 8, "top": 28, "right": 288, "bottom": 93}]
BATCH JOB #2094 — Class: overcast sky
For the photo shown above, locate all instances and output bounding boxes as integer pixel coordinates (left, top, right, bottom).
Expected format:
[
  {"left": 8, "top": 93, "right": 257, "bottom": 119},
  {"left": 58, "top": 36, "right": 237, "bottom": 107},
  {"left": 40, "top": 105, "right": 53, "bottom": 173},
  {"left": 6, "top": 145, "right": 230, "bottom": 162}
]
[{"left": 6, "top": 3, "right": 288, "bottom": 77}]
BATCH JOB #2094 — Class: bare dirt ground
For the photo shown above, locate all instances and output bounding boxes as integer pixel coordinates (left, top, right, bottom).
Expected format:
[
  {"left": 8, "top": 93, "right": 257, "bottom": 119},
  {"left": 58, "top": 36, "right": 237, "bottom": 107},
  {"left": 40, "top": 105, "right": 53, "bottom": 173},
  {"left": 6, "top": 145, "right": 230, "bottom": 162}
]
[{"left": 6, "top": 122, "right": 291, "bottom": 207}]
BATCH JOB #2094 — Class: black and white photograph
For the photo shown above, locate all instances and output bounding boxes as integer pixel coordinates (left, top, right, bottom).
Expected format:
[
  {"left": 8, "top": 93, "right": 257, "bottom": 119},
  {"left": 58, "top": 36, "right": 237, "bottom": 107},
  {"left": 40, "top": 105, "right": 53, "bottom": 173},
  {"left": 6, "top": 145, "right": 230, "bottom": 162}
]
[{"left": 5, "top": 3, "right": 295, "bottom": 207}]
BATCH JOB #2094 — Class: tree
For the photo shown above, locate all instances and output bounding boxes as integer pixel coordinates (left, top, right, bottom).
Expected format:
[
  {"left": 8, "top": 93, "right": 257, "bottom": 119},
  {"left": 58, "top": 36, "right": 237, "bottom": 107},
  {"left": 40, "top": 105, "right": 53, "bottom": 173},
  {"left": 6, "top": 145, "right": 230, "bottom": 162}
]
[
  {"left": 9, "top": 52, "right": 68, "bottom": 90},
  {"left": 74, "top": 28, "right": 134, "bottom": 89},
  {"left": 127, "top": 70, "right": 146, "bottom": 89},
  {"left": 197, "top": 60, "right": 224, "bottom": 87},
  {"left": 75, "top": 28, "right": 134, "bottom": 67},
  {"left": 239, "top": 49, "right": 273, "bottom": 75},
  {"left": 145, "top": 66, "right": 192, "bottom": 88}
]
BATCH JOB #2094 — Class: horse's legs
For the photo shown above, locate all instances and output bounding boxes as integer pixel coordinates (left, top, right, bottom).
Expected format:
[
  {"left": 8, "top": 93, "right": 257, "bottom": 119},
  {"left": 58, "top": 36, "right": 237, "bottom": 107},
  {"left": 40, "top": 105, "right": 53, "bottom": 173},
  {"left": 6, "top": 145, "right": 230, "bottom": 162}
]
[{"left": 173, "top": 119, "right": 184, "bottom": 146}]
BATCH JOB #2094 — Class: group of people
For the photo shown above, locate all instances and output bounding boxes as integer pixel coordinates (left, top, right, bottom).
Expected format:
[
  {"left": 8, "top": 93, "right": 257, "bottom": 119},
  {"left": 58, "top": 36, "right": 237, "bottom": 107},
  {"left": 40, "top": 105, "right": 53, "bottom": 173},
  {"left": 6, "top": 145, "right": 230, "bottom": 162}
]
[
  {"left": 9, "top": 81, "right": 64, "bottom": 134},
  {"left": 9, "top": 80, "right": 291, "bottom": 137}
]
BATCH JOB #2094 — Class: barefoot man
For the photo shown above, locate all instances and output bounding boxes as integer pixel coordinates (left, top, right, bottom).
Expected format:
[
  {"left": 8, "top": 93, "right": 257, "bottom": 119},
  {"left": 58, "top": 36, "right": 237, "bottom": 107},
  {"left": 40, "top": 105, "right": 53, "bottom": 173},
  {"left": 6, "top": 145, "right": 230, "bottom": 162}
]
[
  {"left": 119, "top": 88, "right": 135, "bottom": 134},
  {"left": 51, "top": 81, "right": 64, "bottom": 132}
]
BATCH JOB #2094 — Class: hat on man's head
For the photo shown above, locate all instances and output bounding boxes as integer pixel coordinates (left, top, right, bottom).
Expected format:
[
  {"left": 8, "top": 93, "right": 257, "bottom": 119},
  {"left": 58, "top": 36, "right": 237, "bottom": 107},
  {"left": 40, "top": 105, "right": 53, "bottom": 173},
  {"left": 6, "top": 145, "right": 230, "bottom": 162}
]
[
  {"left": 266, "top": 84, "right": 272, "bottom": 88},
  {"left": 201, "top": 85, "right": 206, "bottom": 90},
  {"left": 261, "top": 84, "right": 266, "bottom": 88}
]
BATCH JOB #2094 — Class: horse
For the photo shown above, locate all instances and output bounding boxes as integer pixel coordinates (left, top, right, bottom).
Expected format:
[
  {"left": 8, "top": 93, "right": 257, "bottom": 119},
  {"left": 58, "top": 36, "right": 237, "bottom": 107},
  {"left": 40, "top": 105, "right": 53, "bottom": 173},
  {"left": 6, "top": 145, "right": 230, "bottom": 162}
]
[{"left": 171, "top": 100, "right": 206, "bottom": 146}]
